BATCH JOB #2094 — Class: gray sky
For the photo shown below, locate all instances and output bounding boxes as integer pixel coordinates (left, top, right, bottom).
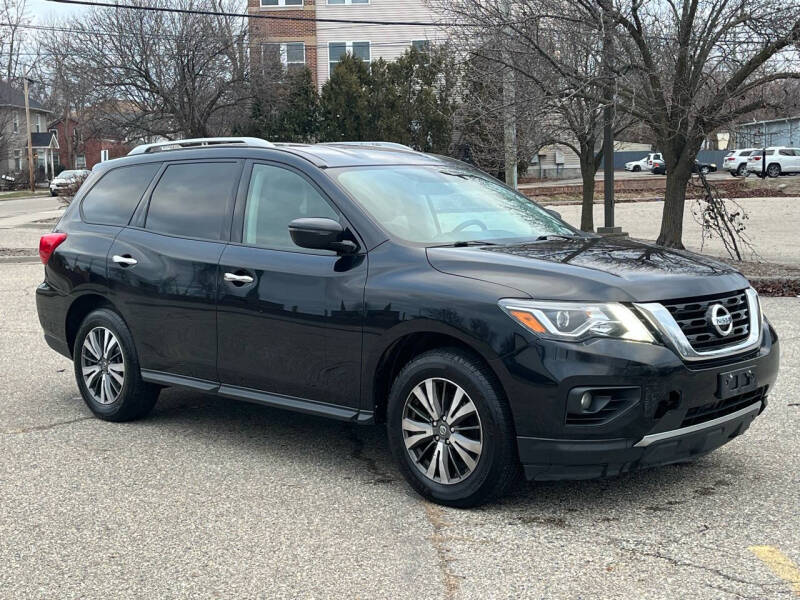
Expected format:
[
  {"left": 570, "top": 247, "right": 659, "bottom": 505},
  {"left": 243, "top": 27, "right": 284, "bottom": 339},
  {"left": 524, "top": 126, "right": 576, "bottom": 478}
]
[{"left": 28, "top": 0, "right": 86, "bottom": 22}]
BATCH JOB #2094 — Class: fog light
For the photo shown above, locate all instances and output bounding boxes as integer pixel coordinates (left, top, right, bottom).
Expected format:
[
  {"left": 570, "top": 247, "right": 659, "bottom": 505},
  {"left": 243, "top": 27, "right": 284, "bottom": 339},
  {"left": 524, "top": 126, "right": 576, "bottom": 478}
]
[{"left": 566, "top": 386, "right": 641, "bottom": 425}]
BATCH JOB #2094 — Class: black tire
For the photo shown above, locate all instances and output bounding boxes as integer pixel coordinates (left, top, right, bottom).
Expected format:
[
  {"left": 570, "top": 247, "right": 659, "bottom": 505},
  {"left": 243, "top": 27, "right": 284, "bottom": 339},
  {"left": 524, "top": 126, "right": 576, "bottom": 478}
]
[
  {"left": 73, "top": 308, "right": 159, "bottom": 422},
  {"left": 632, "top": 165, "right": 641, "bottom": 172},
  {"left": 50, "top": 190, "right": 57, "bottom": 196},
  {"left": 700, "top": 166, "right": 710, "bottom": 175},
  {"left": 386, "top": 348, "right": 518, "bottom": 507},
  {"left": 767, "top": 163, "right": 781, "bottom": 178},
  {"left": 736, "top": 164, "right": 747, "bottom": 177}
]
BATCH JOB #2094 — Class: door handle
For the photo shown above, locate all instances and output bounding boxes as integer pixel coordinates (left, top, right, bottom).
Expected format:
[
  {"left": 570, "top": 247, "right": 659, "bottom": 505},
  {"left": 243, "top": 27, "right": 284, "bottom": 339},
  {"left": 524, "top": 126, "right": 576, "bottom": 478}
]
[
  {"left": 224, "top": 272, "right": 254, "bottom": 284},
  {"left": 112, "top": 254, "right": 138, "bottom": 266}
]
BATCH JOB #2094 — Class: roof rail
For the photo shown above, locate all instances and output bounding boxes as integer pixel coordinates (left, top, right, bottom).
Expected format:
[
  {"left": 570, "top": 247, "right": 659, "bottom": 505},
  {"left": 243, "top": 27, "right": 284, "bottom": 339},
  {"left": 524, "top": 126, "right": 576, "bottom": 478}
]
[
  {"left": 321, "top": 141, "right": 415, "bottom": 151},
  {"left": 128, "top": 137, "right": 275, "bottom": 155}
]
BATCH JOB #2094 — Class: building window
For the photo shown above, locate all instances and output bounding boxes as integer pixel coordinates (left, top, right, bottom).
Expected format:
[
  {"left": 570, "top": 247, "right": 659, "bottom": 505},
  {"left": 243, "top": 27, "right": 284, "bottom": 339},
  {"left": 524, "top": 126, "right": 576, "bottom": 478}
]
[
  {"left": 76, "top": 154, "right": 86, "bottom": 168},
  {"left": 13, "top": 113, "right": 19, "bottom": 133},
  {"left": 100, "top": 149, "right": 110, "bottom": 162},
  {"left": 35, "top": 114, "right": 41, "bottom": 133},
  {"left": 260, "top": 0, "right": 302, "bottom": 6},
  {"left": 329, "top": 41, "right": 370, "bottom": 75},
  {"left": 412, "top": 40, "right": 430, "bottom": 52},
  {"left": 14, "top": 150, "right": 21, "bottom": 171},
  {"left": 262, "top": 42, "right": 306, "bottom": 71},
  {"left": 327, "top": 0, "right": 369, "bottom": 4}
]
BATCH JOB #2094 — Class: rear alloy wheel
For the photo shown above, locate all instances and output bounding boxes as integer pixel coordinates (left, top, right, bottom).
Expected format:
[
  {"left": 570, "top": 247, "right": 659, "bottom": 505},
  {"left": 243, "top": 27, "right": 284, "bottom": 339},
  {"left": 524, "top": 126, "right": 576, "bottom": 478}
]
[
  {"left": 767, "top": 164, "right": 781, "bottom": 178},
  {"left": 387, "top": 348, "right": 518, "bottom": 507},
  {"left": 74, "top": 308, "right": 159, "bottom": 422},
  {"left": 700, "top": 166, "right": 710, "bottom": 175},
  {"left": 81, "top": 327, "right": 125, "bottom": 405}
]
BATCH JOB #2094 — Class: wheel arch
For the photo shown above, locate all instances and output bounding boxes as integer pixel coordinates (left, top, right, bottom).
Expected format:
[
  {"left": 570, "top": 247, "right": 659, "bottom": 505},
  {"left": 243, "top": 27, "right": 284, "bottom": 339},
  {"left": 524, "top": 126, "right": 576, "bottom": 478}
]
[
  {"left": 368, "top": 325, "right": 506, "bottom": 424},
  {"left": 65, "top": 293, "right": 125, "bottom": 356}
]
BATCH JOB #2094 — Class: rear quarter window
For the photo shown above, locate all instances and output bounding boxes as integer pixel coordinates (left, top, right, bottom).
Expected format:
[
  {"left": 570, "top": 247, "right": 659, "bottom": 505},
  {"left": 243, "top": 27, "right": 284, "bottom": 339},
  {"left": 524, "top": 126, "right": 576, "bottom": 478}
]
[{"left": 81, "top": 163, "right": 161, "bottom": 226}]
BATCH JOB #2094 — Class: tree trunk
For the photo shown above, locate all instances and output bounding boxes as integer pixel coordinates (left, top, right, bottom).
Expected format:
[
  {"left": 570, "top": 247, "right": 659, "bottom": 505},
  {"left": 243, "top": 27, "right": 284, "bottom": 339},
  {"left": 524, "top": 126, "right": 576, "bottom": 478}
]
[
  {"left": 657, "top": 165, "right": 692, "bottom": 248},
  {"left": 580, "top": 156, "right": 596, "bottom": 231}
]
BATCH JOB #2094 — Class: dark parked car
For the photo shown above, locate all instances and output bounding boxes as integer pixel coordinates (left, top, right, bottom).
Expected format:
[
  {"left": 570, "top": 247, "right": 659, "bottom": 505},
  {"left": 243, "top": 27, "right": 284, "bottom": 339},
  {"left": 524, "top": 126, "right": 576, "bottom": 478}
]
[
  {"left": 36, "top": 138, "right": 779, "bottom": 507},
  {"left": 651, "top": 159, "right": 718, "bottom": 175}
]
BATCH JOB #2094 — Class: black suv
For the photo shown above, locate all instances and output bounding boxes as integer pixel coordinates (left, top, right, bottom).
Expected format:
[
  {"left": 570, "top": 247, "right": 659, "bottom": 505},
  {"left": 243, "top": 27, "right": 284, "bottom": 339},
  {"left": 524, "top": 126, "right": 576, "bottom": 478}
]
[{"left": 36, "top": 138, "right": 779, "bottom": 506}]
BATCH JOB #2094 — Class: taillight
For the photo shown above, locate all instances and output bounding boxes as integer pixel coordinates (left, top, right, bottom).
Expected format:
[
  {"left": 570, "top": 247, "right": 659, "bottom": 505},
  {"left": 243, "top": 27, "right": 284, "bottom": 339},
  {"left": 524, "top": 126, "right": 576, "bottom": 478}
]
[
  {"left": 752, "top": 156, "right": 762, "bottom": 161},
  {"left": 39, "top": 233, "right": 67, "bottom": 264}
]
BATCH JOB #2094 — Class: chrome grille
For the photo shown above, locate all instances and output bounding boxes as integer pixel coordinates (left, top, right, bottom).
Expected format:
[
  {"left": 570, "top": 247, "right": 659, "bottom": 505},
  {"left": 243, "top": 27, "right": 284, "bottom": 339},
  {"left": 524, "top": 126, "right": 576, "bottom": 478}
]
[{"left": 661, "top": 290, "right": 750, "bottom": 352}]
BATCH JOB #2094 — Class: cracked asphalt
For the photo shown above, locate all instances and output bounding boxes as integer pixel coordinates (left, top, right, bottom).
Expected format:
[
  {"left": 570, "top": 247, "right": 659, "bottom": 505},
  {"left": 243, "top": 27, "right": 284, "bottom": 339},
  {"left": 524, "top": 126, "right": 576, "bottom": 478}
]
[{"left": 1, "top": 262, "right": 798, "bottom": 599}]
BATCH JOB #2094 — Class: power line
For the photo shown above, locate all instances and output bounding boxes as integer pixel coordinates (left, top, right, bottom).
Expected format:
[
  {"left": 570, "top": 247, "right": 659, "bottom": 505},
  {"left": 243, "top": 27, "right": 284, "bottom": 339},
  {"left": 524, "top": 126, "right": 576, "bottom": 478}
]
[
  {"left": 0, "top": 21, "right": 442, "bottom": 46},
  {"left": 45, "top": 0, "right": 469, "bottom": 27}
]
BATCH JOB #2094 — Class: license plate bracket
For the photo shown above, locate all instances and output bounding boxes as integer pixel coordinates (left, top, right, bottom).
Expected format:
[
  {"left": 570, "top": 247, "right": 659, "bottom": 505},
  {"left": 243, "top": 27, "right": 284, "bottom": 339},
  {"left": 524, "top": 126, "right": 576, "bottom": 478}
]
[{"left": 717, "top": 367, "right": 758, "bottom": 400}]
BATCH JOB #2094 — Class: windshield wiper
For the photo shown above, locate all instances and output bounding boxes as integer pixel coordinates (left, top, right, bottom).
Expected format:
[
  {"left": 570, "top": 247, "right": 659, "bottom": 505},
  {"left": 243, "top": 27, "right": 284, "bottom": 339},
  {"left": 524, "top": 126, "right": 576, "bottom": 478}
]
[
  {"left": 434, "top": 240, "right": 500, "bottom": 248},
  {"left": 533, "top": 234, "right": 587, "bottom": 242}
]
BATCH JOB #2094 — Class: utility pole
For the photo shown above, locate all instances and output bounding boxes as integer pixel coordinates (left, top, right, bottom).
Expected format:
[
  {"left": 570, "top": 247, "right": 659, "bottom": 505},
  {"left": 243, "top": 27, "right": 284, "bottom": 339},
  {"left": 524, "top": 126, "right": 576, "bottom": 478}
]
[
  {"left": 23, "top": 76, "right": 35, "bottom": 193},
  {"left": 597, "top": 2, "right": 624, "bottom": 236},
  {"left": 500, "top": 0, "right": 517, "bottom": 190}
]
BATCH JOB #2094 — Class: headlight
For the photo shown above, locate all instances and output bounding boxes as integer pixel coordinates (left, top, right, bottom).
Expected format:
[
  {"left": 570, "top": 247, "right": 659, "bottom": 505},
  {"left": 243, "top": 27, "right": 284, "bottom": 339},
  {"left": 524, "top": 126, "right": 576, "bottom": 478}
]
[
  {"left": 711, "top": 163, "right": 717, "bottom": 168},
  {"left": 498, "top": 299, "right": 654, "bottom": 343}
]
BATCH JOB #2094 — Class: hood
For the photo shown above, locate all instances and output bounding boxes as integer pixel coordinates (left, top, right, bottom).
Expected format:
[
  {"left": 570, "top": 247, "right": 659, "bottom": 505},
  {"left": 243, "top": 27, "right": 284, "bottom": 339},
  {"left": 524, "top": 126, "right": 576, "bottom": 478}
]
[{"left": 426, "top": 237, "right": 749, "bottom": 303}]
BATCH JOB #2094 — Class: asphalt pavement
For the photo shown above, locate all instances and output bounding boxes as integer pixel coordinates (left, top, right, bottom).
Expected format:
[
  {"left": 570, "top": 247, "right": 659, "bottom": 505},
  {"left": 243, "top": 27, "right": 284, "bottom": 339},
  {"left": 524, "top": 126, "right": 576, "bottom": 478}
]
[{"left": 1, "top": 262, "right": 799, "bottom": 599}]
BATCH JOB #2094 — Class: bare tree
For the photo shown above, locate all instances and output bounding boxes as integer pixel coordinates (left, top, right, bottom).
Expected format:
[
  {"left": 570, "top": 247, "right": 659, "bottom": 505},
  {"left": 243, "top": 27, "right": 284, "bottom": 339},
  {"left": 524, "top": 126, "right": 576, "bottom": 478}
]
[
  {"left": 453, "top": 52, "right": 554, "bottom": 180},
  {"left": 42, "top": 0, "right": 249, "bottom": 140},
  {"left": 437, "top": 0, "right": 800, "bottom": 248},
  {"left": 438, "top": 0, "right": 633, "bottom": 230},
  {"left": 0, "top": 0, "right": 30, "bottom": 81}
]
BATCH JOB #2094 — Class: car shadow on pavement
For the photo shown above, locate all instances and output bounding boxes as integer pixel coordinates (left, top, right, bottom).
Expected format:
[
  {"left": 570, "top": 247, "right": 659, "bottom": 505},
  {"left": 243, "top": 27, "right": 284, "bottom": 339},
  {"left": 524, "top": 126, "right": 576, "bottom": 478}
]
[{"left": 145, "top": 387, "right": 748, "bottom": 514}]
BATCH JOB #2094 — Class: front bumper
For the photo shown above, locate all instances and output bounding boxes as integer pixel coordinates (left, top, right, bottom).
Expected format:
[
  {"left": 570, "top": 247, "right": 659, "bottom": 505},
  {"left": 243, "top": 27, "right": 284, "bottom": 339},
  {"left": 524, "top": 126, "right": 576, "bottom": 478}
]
[
  {"left": 519, "top": 398, "right": 764, "bottom": 480},
  {"left": 493, "top": 318, "right": 779, "bottom": 481}
]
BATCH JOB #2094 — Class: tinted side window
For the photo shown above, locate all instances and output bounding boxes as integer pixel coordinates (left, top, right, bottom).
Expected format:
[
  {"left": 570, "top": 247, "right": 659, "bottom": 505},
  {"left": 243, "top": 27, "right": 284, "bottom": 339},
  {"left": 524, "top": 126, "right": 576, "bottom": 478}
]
[
  {"left": 243, "top": 163, "right": 338, "bottom": 251},
  {"left": 146, "top": 162, "right": 239, "bottom": 240},
  {"left": 81, "top": 163, "right": 160, "bottom": 226},
  {"left": 779, "top": 149, "right": 794, "bottom": 156}
]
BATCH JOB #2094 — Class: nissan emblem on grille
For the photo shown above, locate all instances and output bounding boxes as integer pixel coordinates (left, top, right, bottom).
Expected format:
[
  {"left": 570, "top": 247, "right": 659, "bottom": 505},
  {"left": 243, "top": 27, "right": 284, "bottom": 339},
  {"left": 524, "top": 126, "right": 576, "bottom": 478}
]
[{"left": 708, "top": 304, "right": 734, "bottom": 337}]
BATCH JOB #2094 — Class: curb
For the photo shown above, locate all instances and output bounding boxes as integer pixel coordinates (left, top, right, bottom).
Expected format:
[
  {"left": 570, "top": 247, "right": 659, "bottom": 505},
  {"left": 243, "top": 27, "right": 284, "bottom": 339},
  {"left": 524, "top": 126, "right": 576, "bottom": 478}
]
[{"left": 0, "top": 255, "right": 39, "bottom": 264}]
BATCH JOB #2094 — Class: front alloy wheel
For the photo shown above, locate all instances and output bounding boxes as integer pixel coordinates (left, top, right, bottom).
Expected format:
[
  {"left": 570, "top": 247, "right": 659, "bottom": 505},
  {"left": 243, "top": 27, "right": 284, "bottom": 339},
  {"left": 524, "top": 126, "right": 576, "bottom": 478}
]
[
  {"left": 81, "top": 326, "right": 125, "bottom": 405},
  {"left": 402, "top": 378, "right": 483, "bottom": 485},
  {"left": 387, "top": 348, "right": 518, "bottom": 507}
]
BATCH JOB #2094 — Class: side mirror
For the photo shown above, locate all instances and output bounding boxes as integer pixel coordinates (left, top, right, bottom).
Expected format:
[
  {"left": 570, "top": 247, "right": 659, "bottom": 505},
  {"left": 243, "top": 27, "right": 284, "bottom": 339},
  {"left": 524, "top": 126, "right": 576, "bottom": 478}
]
[
  {"left": 288, "top": 217, "right": 358, "bottom": 254},
  {"left": 546, "top": 208, "right": 562, "bottom": 220}
]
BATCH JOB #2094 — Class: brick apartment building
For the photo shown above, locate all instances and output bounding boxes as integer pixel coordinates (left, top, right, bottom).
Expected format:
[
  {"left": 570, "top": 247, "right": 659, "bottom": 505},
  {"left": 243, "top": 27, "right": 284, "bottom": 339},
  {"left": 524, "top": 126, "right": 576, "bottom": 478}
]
[
  {"left": 248, "top": 0, "right": 445, "bottom": 89},
  {"left": 49, "top": 116, "right": 131, "bottom": 171}
]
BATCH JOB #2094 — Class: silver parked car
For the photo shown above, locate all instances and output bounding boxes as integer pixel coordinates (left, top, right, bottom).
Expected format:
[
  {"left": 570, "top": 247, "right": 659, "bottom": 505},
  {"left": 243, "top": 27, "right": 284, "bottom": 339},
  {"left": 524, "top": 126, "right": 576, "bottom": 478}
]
[{"left": 50, "top": 169, "right": 91, "bottom": 196}]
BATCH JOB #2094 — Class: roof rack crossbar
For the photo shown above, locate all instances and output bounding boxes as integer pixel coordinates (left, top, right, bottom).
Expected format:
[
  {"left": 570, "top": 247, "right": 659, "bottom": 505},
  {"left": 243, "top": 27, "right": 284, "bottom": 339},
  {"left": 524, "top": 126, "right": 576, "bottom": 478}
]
[{"left": 128, "top": 137, "right": 275, "bottom": 155}]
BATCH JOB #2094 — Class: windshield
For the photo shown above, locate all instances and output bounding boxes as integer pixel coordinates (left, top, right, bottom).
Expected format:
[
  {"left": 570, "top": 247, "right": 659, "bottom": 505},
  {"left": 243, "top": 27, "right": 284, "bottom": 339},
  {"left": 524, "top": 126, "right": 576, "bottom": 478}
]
[{"left": 331, "top": 166, "right": 576, "bottom": 245}]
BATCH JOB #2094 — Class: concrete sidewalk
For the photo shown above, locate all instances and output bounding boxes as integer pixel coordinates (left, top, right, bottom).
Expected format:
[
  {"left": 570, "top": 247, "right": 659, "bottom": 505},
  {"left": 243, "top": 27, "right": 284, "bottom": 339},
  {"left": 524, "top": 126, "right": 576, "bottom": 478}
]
[{"left": 555, "top": 196, "right": 799, "bottom": 265}]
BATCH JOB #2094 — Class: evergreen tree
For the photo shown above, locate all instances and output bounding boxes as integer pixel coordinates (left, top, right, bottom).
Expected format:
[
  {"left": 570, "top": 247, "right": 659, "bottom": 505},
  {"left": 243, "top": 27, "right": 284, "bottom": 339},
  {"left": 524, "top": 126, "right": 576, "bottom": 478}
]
[
  {"left": 318, "top": 54, "right": 372, "bottom": 141},
  {"left": 244, "top": 64, "right": 318, "bottom": 143},
  {"left": 385, "top": 46, "right": 459, "bottom": 154}
]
